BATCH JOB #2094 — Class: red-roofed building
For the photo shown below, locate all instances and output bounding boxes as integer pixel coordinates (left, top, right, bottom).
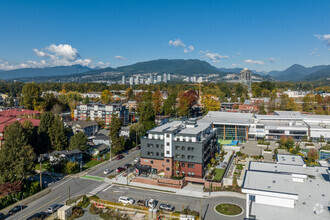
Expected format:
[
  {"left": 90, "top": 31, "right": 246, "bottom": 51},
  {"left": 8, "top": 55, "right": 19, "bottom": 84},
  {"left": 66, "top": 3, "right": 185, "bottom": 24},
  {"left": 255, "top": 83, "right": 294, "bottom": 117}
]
[
  {"left": 0, "top": 109, "right": 40, "bottom": 147},
  {"left": 0, "top": 109, "right": 40, "bottom": 118}
]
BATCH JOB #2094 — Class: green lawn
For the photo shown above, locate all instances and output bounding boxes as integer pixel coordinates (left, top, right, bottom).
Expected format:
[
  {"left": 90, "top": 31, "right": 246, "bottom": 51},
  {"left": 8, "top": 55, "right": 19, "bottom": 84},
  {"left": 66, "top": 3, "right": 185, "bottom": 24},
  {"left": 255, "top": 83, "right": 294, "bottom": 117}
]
[
  {"left": 213, "top": 169, "right": 225, "bottom": 181},
  {"left": 83, "top": 159, "right": 102, "bottom": 170},
  {"left": 215, "top": 203, "right": 242, "bottom": 215}
]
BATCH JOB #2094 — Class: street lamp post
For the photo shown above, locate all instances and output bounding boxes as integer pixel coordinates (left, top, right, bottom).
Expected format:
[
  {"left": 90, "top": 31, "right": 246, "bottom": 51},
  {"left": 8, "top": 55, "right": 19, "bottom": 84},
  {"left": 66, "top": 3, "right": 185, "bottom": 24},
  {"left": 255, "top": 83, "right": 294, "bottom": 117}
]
[{"left": 13, "top": 198, "right": 23, "bottom": 220}]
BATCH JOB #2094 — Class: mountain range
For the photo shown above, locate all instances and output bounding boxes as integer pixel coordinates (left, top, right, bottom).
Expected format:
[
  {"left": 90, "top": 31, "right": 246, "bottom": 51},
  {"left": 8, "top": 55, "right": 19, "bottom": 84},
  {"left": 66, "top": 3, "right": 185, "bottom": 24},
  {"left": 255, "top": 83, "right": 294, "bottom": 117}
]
[{"left": 0, "top": 59, "right": 329, "bottom": 82}]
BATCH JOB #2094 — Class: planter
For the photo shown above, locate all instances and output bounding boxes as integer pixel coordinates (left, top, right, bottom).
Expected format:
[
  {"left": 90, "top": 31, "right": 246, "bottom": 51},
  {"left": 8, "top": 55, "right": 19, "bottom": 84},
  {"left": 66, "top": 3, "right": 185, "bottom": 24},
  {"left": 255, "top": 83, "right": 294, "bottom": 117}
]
[{"left": 262, "top": 149, "right": 272, "bottom": 154}]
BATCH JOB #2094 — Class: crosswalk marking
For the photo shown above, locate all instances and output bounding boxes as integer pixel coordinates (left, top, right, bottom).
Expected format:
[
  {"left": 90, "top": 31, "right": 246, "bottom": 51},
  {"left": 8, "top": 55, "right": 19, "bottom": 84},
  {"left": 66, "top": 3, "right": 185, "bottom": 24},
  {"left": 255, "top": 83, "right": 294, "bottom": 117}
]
[{"left": 88, "top": 183, "right": 110, "bottom": 195}]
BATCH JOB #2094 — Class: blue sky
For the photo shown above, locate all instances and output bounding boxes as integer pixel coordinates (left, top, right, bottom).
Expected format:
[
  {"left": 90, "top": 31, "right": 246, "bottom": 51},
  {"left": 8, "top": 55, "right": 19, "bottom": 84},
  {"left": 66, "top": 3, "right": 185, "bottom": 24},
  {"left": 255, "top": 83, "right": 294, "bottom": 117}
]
[{"left": 0, "top": 0, "right": 329, "bottom": 72}]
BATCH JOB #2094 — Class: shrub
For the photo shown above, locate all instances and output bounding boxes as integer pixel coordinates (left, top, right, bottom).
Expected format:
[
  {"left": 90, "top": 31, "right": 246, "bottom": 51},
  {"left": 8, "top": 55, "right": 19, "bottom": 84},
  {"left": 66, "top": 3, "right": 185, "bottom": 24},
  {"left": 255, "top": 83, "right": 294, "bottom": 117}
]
[
  {"left": 81, "top": 195, "right": 90, "bottom": 208},
  {"left": 65, "top": 161, "right": 80, "bottom": 174}
]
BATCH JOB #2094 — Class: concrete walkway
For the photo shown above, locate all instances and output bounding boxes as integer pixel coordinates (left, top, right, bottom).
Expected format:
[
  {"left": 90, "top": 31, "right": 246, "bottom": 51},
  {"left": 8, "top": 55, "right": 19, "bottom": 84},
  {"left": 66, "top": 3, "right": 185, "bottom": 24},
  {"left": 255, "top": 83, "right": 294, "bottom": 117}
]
[{"left": 109, "top": 175, "right": 245, "bottom": 199}]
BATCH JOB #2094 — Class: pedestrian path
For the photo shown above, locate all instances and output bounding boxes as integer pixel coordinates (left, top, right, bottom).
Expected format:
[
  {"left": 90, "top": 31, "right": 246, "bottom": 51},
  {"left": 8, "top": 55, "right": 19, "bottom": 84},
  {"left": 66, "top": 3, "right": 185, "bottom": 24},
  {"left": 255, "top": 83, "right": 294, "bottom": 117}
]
[{"left": 88, "top": 183, "right": 110, "bottom": 196}]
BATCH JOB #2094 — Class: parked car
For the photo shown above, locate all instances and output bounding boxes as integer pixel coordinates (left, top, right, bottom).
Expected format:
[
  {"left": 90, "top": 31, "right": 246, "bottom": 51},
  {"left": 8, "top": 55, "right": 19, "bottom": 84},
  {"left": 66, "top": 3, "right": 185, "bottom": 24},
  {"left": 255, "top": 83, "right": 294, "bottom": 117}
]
[
  {"left": 124, "top": 163, "right": 131, "bottom": 169},
  {"left": 116, "top": 154, "right": 124, "bottom": 160},
  {"left": 47, "top": 204, "right": 63, "bottom": 214},
  {"left": 159, "top": 203, "right": 175, "bottom": 211},
  {"left": 8, "top": 206, "right": 23, "bottom": 215},
  {"left": 134, "top": 157, "right": 140, "bottom": 163},
  {"left": 27, "top": 212, "right": 48, "bottom": 220},
  {"left": 118, "top": 196, "right": 134, "bottom": 205},
  {"left": 116, "top": 167, "right": 125, "bottom": 173},
  {"left": 103, "top": 169, "right": 112, "bottom": 174},
  {"left": 137, "top": 199, "right": 157, "bottom": 208}
]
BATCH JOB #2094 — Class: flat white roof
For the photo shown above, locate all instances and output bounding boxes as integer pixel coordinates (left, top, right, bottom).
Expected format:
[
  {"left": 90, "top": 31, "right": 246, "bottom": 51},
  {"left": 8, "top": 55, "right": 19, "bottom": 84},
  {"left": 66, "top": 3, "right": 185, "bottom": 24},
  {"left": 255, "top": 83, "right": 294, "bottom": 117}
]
[
  {"left": 276, "top": 154, "right": 305, "bottom": 166},
  {"left": 201, "top": 111, "right": 253, "bottom": 125},
  {"left": 243, "top": 170, "right": 297, "bottom": 196}
]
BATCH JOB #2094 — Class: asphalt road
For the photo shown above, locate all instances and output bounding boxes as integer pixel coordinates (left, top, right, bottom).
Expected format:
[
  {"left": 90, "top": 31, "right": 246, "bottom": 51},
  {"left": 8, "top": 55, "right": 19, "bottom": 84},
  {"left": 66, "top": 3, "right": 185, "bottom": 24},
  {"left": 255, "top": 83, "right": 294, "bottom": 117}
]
[
  {"left": 5, "top": 148, "right": 245, "bottom": 220},
  {"left": 6, "top": 149, "right": 140, "bottom": 220}
]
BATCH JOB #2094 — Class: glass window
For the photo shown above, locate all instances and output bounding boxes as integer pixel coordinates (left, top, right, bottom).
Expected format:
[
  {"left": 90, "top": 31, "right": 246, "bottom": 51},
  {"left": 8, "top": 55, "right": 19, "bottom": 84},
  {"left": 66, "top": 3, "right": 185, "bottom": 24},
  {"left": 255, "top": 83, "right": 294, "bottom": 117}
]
[
  {"left": 191, "top": 172, "right": 195, "bottom": 176},
  {"left": 166, "top": 167, "right": 170, "bottom": 171},
  {"left": 166, "top": 134, "right": 170, "bottom": 138},
  {"left": 188, "top": 147, "right": 191, "bottom": 151},
  {"left": 166, "top": 151, "right": 170, "bottom": 154},
  {"left": 181, "top": 163, "right": 185, "bottom": 167},
  {"left": 161, "top": 153, "right": 164, "bottom": 156},
  {"left": 156, "top": 152, "right": 159, "bottom": 156},
  {"left": 156, "top": 144, "right": 159, "bottom": 148},
  {"left": 182, "top": 171, "right": 185, "bottom": 175},
  {"left": 175, "top": 154, "right": 180, "bottom": 158},
  {"left": 166, "top": 159, "right": 170, "bottom": 163},
  {"left": 161, "top": 145, "right": 164, "bottom": 148},
  {"left": 182, "top": 155, "right": 185, "bottom": 159},
  {"left": 166, "top": 142, "right": 170, "bottom": 146},
  {"left": 151, "top": 160, "right": 153, "bottom": 164},
  {"left": 182, "top": 146, "right": 185, "bottom": 150},
  {"left": 175, "top": 146, "right": 180, "bottom": 150},
  {"left": 192, "top": 147, "right": 194, "bottom": 151}
]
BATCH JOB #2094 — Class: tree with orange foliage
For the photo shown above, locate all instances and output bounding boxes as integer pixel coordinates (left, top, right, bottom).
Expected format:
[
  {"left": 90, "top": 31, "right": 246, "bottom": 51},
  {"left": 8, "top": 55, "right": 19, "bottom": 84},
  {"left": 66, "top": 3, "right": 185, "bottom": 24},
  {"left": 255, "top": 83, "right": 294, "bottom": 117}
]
[{"left": 152, "top": 91, "right": 163, "bottom": 114}]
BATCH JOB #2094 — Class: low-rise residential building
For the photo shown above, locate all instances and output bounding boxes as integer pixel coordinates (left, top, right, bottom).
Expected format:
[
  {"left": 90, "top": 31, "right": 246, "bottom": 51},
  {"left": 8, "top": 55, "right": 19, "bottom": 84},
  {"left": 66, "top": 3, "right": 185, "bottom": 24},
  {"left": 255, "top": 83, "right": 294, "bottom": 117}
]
[
  {"left": 66, "top": 120, "right": 99, "bottom": 137},
  {"left": 140, "top": 119, "right": 218, "bottom": 179},
  {"left": 74, "top": 103, "right": 129, "bottom": 125},
  {"left": 88, "top": 144, "right": 110, "bottom": 156},
  {"left": 239, "top": 102, "right": 259, "bottom": 113},
  {"left": 242, "top": 154, "right": 329, "bottom": 220},
  {"left": 49, "top": 149, "right": 83, "bottom": 164}
]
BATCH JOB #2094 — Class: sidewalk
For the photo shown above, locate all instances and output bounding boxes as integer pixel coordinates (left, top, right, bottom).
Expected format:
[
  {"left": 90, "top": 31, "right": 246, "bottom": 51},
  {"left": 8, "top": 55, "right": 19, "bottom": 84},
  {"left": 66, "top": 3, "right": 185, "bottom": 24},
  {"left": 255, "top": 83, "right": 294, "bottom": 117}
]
[{"left": 110, "top": 175, "right": 245, "bottom": 199}]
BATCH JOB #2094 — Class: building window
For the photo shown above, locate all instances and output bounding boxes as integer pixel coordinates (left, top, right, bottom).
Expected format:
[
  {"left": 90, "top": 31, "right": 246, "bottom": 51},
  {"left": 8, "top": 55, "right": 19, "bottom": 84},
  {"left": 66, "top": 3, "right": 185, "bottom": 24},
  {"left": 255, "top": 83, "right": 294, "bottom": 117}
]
[
  {"left": 181, "top": 155, "right": 185, "bottom": 159},
  {"left": 175, "top": 146, "right": 180, "bottom": 150},
  {"left": 192, "top": 147, "right": 194, "bottom": 151},
  {"left": 191, "top": 156, "right": 195, "bottom": 160},
  {"left": 191, "top": 172, "right": 195, "bottom": 176},
  {"left": 147, "top": 144, "right": 150, "bottom": 147},
  {"left": 182, "top": 146, "right": 185, "bottom": 150},
  {"left": 175, "top": 154, "right": 180, "bottom": 158},
  {"left": 151, "top": 160, "right": 154, "bottom": 164},
  {"left": 181, "top": 163, "right": 185, "bottom": 167},
  {"left": 166, "top": 134, "right": 170, "bottom": 138},
  {"left": 166, "top": 159, "right": 170, "bottom": 163},
  {"left": 166, "top": 151, "right": 170, "bottom": 154},
  {"left": 150, "top": 144, "right": 153, "bottom": 148},
  {"left": 161, "top": 144, "right": 164, "bottom": 148},
  {"left": 161, "top": 153, "right": 164, "bottom": 156},
  {"left": 188, "top": 172, "right": 191, "bottom": 176},
  {"left": 156, "top": 144, "right": 159, "bottom": 148},
  {"left": 188, "top": 147, "right": 191, "bottom": 151},
  {"left": 147, "top": 152, "right": 150, "bottom": 155},
  {"left": 182, "top": 171, "right": 185, "bottom": 175},
  {"left": 166, "top": 142, "right": 170, "bottom": 146},
  {"left": 166, "top": 167, "right": 170, "bottom": 171},
  {"left": 156, "top": 152, "right": 159, "bottom": 156},
  {"left": 188, "top": 164, "right": 195, "bottom": 168}
]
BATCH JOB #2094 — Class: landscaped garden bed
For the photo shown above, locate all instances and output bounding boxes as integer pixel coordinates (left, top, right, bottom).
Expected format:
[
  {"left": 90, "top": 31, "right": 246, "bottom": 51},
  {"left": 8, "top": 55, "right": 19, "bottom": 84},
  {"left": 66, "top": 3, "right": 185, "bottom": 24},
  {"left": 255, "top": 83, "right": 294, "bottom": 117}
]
[{"left": 215, "top": 203, "right": 243, "bottom": 216}]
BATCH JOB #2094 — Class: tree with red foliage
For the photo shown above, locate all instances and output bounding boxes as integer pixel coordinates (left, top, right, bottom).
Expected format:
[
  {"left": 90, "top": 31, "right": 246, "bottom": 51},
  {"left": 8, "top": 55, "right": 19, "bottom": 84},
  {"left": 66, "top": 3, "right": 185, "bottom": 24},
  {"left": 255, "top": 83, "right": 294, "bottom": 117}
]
[{"left": 178, "top": 90, "right": 198, "bottom": 116}]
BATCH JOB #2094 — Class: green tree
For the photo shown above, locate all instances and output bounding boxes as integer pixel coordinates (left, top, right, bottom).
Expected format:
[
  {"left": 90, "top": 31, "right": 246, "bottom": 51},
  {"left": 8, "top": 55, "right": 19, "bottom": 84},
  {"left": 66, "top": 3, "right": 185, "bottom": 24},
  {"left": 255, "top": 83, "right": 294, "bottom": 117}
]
[
  {"left": 83, "top": 96, "right": 90, "bottom": 104},
  {"left": 303, "top": 94, "right": 315, "bottom": 112},
  {"left": 65, "top": 161, "right": 79, "bottom": 174},
  {"left": 139, "top": 100, "right": 156, "bottom": 134},
  {"left": 49, "top": 115, "right": 68, "bottom": 151},
  {"left": 109, "top": 113, "right": 123, "bottom": 154},
  {"left": 38, "top": 112, "right": 55, "bottom": 153},
  {"left": 0, "top": 122, "right": 36, "bottom": 184},
  {"left": 125, "top": 88, "right": 135, "bottom": 100},
  {"left": 23, "top": 120, "right": 37, "bottom": 151},
  {"left": 21, "top": 82, "right": 41, "bottom": 110},
  {"left": 69, "top": 132, "right": 88, "bottom": 151},
  {"left": 163, "top": 93, "right": 177, "bottom": 116}
]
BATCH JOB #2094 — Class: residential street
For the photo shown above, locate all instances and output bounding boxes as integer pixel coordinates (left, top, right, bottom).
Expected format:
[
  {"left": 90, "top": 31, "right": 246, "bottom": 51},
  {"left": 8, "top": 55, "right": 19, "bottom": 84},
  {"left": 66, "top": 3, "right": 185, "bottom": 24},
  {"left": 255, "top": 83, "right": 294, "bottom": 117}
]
[{"left": 5, "top": 148, "right": 245, "bottom": 220}]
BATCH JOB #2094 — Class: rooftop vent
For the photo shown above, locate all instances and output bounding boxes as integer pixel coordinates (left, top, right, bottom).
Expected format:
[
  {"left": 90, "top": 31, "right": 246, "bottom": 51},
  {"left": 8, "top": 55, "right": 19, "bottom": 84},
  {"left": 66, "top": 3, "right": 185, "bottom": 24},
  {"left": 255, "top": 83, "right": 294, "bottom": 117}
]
[
  {"left": 267, "top": 185, "right": 271, "bottom": 189},
  {"left": 272, "top": 180, "right": 276, "bottom": 183}
]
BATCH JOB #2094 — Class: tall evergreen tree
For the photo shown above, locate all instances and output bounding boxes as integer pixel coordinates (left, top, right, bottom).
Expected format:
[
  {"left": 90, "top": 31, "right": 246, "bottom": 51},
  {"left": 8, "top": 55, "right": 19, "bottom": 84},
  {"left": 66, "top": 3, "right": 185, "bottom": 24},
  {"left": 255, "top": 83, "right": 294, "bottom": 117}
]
[
  {"left": 49, "top": 115, "right": 68, "bottom": 151},
  {"left": 38, "top": 112, "right": 55, "bottom": 153},
  {"left": 109, "top": 113, "right": 123, "bottom": 154},
  {"left": 21, "top": 82, "right": 41, "bottom": 110},
  {"left": 139, "top": 100, "right": 156, "bottom": 133},
  {"left": 163, "top": 93, "right": 177, "bottom": 116},
  {"left": 0, "top": 122, "right": 36, "bottom": 184},
  {"left": 69, "top": 132, "right": 88, "bottom": 151}
]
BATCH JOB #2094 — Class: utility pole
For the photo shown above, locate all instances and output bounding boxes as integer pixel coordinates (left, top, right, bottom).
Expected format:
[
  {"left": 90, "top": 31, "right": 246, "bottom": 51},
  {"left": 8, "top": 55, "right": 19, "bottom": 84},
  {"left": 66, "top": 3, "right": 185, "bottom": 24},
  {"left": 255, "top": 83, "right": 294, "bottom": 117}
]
[
  {"left": 39, "top": 154, "right": 43, "bottom": 190},
  {"left": 68, "top": 183, "right": 71, "bottom": 204}
]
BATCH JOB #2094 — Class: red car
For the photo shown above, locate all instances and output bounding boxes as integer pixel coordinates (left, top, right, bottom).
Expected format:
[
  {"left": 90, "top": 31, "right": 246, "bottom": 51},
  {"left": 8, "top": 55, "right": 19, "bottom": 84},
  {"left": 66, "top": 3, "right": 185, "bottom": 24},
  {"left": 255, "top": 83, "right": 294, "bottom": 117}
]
[
  {"left": 116, "top": 154, "right": 124, "bottom": 160},
  {"left": 116, "top": 167, "right": 125, "bottom": 173}
]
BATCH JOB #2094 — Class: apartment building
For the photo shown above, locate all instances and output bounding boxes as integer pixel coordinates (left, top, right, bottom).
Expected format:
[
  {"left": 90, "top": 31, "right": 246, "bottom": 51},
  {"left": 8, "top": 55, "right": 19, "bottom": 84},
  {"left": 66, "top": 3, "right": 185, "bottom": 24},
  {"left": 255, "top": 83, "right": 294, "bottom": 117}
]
[
  {"left": 140, "top": 119, "right": 218, "bottom": 179},
  {"left": 74, "top": 103, "right": 129, "bottom": 125}
]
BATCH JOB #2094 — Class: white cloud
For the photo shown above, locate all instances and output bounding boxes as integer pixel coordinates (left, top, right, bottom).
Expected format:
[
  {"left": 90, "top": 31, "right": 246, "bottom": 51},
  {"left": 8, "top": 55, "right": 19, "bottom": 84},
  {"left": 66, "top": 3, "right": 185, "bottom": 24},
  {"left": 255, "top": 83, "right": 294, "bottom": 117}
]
[
  {"left": 184, "top": 45, "right": 194, "bottom": 53},
  {"left": 114, "top": 55, "right": 127, "bottom": 60},
  {"left": 169, "top": 39, "right": 186, "bottom": 47},
  {"left": 0, "top": 44, "right": 110, "bottom": 70},
  {"left": 314, "top": 34, "right": 330, "bottom": 46},
  {"left": 244, "top": 59, "right": 264, "bottom": 65},
  {"left": 236, "top": 52, "right": 241, "bottom": 55},
  {"left": 200, "top": 50, "right": 229, "bottom": 63},
  {"left": 46, "top": 44, "right": 79, "bottom": 60},
  {"left": 309, "top": 48, "right": 319, "bottom": 56}
]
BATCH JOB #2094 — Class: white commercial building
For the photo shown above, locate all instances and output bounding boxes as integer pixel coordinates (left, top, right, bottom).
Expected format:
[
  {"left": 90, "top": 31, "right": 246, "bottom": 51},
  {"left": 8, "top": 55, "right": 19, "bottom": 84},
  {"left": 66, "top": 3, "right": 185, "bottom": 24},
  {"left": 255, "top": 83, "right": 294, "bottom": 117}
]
[{"left": 242, "top": 155, "right": 330, "bottom": 220}]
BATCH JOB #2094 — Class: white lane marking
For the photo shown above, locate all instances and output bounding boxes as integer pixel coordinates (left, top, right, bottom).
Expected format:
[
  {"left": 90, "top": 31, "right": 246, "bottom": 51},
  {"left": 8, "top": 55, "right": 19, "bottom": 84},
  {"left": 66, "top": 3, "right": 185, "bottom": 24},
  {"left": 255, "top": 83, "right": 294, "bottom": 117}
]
[
  {"left": 89, "top": 183, "right": 110, "bottom": 195},
  {"left": 102, "top": 185, "right": 114, "bottom": 192},
  {"left": 113, "top": 191, "right": 125, "bottom": 193},
  {"left": 52, "top": 177, "right": 72, "bottom": 190}
]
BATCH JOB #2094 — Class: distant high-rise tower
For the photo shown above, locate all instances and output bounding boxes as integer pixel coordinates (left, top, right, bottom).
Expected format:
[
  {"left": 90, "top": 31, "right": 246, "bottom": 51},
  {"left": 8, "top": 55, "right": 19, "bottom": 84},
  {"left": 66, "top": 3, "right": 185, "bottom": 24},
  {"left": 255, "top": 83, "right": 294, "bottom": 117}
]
[
  {"left": 240, "top": 68, "right": 252, "bottom": 90},
  {"left": 129, "top": 77, "right": 134, "bottom": 85},
  {"left": 135, "top": 76, "right": 139, "bottom": 85},
  {"left": 167, "top": 74, "right": 171, "bottom": 81},
  {"left": 122, "top": 75, "right": 126, "bottom": 84},
  {"left": 157, "top": 75, "right": 162, "bottom": 83},
  {"left": 163, "top": 73, "right": 167, "bottom": 83}
]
